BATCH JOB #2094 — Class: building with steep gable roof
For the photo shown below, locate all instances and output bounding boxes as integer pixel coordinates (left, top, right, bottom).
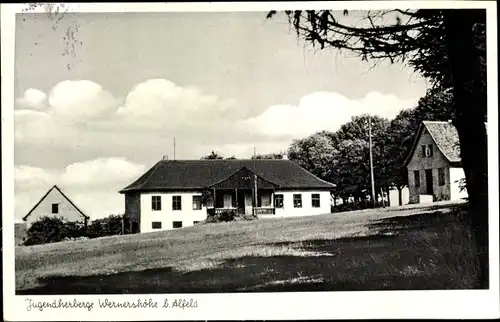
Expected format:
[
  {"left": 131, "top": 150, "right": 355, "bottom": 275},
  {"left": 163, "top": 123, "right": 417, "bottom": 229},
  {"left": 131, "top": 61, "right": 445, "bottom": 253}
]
[{"left": 404, "top": 121, "right": 468, "bottom": 204}]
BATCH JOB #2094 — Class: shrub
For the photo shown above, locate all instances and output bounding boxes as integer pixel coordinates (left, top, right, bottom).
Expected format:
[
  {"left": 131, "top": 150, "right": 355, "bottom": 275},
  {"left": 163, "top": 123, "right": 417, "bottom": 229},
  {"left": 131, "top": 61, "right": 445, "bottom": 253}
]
[
  {"left": 23, "top": 216, "right": 86, "bottom": 246},
  {"left": 331, "top": 200, "right": 386, "bottom": 213},
  {"left": 23, "top": 214, "right": 130, "bottom": 245},
  {"left": 218, "top": 210, "right": 236, "bottom": 222},
  {"left": 239, "top": 213, "right": 258, "bottom": 221},
  {"left": 86, "top": 214, "right": 129, "bottom": 238},
  {"left": 203, "top": 209, "right": 237, "bottom": 224}
]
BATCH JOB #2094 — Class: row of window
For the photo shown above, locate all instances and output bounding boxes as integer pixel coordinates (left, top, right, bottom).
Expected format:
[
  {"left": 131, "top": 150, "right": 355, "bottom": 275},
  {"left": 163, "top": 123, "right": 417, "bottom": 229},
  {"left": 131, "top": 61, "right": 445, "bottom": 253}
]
[
  {"left": 152, "top": 221, "right": 200, "bottom": 229},
  {"left": 274, "top": 193, "right": 321, "bottom": 209},
  {"left": 414, "top": 168, "right": 446, "bottom": 187},
  {"left": 152, "top": 195, "right": 202, "bottom": 211},
  {"left": 151, "top": 193, "right": 321, "bottom": 211}
]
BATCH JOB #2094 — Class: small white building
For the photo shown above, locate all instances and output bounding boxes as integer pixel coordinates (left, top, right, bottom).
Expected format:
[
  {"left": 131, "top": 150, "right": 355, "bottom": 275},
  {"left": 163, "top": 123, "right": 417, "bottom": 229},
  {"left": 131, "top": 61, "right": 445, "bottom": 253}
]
[
  {"left": 22, "top": 185, "right": 90, "bottom": 228},
  {"left": 120, "top": 159, "right": 336, "bottom": 233},
  {"left": 404, "top": 121, "right": 468, "bottom": 204}
]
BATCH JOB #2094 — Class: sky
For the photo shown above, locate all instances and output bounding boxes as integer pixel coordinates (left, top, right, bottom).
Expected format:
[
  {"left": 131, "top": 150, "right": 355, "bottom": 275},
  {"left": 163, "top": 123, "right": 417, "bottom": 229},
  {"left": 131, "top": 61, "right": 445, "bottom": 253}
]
[{"left": 13, "top": 10, "right": 430, "bottom": 220}]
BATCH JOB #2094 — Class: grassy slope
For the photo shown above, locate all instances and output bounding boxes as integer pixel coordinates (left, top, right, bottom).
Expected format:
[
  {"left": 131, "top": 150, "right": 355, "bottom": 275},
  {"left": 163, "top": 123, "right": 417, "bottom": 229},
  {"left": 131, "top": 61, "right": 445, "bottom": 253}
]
[{"left": 15, "top": 200, "right": 481, "bottom": 294}]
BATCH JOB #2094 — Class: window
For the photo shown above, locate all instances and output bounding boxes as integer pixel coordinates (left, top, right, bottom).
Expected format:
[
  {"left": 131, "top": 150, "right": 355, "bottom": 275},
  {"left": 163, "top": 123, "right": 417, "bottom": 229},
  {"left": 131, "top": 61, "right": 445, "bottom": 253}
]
[
  {"left": 414, "top": 171, "right": 420, "bottom": 187},
  {"left": 293, "top": 194, "right": 302, "bottom": 208},
  {"left": 152, "top": 221, "right": 162, "bottom": 229},
  {"left": 261, "top": 194, "right": 272, "bottom": 207},
  {"left": 438, "top": 168, "right": 445, "bottom": 186},
  {"left": 274, "top": 194, "right": 284, "bottom": 208},
  {"left": 192, "top": 195, "right": 202, "bottom": 210},
  {"left": 51, "top": 203, "right": 59, "bottom": 214},
  {"left": 312, "top": 194, "right": 321, "bottom": 208},
  {"left": 422, "top": 144, "right": 433, "bottom": 157},
  {"left": 152, "top": 196, "right": 161, "bottom": 211},
  {"left": 172, "top": 196, "right": 182, "bottom": 211},
  {"left": 173, "top": 221, "right": 182, "bottom": 228},
  {"left": 427, "top": 144, "right": 434, "bottom": 157}
]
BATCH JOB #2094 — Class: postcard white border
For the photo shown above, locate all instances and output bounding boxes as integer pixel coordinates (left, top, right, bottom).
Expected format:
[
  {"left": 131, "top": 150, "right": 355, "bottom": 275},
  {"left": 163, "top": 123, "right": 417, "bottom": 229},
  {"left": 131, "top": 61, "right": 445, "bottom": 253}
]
[{"left": 2, "top": 1, "right": 499, "bottom": 320}]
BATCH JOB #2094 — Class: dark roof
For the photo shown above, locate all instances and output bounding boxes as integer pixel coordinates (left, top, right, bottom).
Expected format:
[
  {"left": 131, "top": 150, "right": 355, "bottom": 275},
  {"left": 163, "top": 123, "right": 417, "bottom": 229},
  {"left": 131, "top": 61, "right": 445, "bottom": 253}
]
[
  {"left": 120, "top": 159, "right": 336, "bottom": 193},
  {"left": 23, "top": 185, "right": 90, "bottom": 221},
  {"left": 404, "top": 121, "right": 461, "bottom": 166}
]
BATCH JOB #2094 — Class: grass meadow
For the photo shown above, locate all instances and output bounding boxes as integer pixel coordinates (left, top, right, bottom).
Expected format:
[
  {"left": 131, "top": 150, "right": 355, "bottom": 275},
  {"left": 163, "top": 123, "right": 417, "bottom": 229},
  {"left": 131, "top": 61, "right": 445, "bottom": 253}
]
[{"left": 15, "top": 200, "right": 483, "bottom": 294}]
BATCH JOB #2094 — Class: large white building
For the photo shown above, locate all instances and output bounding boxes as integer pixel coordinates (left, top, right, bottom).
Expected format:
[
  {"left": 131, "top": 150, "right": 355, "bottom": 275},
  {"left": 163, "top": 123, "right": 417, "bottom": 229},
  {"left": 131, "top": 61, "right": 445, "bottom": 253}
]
[{"left": 120, "top": 159, "right": 336, "bottom": 233}]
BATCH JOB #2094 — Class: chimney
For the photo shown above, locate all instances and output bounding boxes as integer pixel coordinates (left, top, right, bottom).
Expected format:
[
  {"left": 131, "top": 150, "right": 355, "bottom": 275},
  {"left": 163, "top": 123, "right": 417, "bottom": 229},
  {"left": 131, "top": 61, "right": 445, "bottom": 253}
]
[
  {"left": 162, "top": 155, "right": 169, "bottom": 161},
  {"left": 282, "top": 153, "right": 288, "bottom": 160}
]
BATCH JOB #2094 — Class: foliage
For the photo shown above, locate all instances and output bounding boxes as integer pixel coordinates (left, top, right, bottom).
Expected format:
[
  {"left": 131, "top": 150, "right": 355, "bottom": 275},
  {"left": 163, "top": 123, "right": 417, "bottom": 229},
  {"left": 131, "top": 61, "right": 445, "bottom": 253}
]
[
  {"left": 23, "top": 214, "right": 130, "bottom": 245},
  {"left": 288, "top": 115, "right": 391, "bottom": 202},
  {"left": 251, "top": 152, "right": 285, "bottom": 159},
  {"left": 200, "top": 190, "right": 214, "bottom": 207},
  {"left": 457, "top": 178, "right": 467, "bottom": 193},
  {"left": 331, "top": 200, "right": 386, "bottom": 213},
  {"left": 86, "top": 214, "right": 129, "bottom": 238},
  {"left": 287, "top": 131, "right": 337, "bottom": 181},
  {"left": 201, "top": 151, "right": 224, "bottom": 159},
  {"left": 238, "top": 213, "right": 258, "bottom": 221},
  {"left": 23, "top": 216, "right": 86, "bottom": 246},
  {"left": 205, "top": 210, "right": 236, "bottom": 223}
]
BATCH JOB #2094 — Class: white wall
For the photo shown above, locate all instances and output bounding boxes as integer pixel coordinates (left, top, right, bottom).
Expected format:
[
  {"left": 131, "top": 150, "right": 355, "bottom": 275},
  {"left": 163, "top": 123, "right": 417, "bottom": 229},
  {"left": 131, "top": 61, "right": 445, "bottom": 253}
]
[
  {"left": 388, "top": 187, "right": 410, "bottom": 207},
  {"left": 140, "top": 191, "right": 207, "bottom": 233},
  {"left": 450, "top": 167, "right": 468, "bottom": 200},
  {"left": 24, "top": 188, "right": 86, "bottom": 227},
  {"left": 266, "top": 190, "right": 331, "bottom": 218}
]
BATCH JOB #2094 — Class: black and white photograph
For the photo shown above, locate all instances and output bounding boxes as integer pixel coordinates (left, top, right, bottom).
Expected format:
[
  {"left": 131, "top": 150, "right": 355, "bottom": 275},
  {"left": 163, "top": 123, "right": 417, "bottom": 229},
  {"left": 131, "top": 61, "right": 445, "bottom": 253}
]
[{"left": 2, "top": 1, "right": 499, "bottom": 320}]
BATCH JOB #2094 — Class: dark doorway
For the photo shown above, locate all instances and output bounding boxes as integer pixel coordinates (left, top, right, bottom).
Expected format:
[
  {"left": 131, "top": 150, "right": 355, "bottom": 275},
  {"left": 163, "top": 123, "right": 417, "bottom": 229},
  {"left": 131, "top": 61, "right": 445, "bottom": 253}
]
[
  {"left": 425, "top": 169, "right": 433, "bottom": 195},
  {"left": 131, "top": 222, "right": 139, "bottom": 234}
]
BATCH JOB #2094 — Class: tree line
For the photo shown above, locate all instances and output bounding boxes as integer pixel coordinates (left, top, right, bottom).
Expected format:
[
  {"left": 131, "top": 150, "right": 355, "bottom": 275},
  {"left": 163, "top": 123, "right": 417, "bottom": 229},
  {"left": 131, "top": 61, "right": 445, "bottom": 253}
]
[
  {"left": 201, "top": 85, "right": 454, "bottom": 207},
  {"left": 22, "top": 214, "right": 129, "bottom": 246}
]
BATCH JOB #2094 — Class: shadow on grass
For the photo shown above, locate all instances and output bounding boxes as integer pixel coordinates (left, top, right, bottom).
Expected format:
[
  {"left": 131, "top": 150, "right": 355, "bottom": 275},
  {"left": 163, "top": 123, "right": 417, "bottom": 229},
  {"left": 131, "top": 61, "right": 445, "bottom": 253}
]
[{"left": 17, "top": 204, "right": 485, "bottom": 295}]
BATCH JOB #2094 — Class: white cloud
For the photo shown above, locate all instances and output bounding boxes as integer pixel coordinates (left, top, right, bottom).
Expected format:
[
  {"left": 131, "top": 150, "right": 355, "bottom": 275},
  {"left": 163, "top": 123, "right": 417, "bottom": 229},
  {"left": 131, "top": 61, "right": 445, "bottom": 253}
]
[
  {"left": 115, "top": 78, "right": 241, "bottom": 130},
  {"left": 16, "top": 88, "right": 47, "bottom": 110},
  {"left": 47, "top": 80, "right": 119, "bottom": 120},
  {"left": 242, "top": 91, "right": 418, "bottom": 138},
  {"left": 15, "top": 79, "right": 418, "bottom": 154},
  {"left": 59, "top": 157, "right": 146, "bottom": 187},
  {"left": 14, "top": 165, "right": 55, "bottom": 188}
]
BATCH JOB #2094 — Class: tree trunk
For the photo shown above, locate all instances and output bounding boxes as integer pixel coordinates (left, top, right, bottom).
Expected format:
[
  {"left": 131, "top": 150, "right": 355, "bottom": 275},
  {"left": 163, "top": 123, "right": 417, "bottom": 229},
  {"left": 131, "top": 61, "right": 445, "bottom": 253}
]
[{"left": 444, "top": 9, "right": 488, "bottom": 288}]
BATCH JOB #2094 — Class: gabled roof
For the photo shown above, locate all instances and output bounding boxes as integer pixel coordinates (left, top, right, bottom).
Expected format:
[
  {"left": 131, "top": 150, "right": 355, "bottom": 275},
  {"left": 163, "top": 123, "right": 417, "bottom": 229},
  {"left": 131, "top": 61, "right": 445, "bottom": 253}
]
[
  {"left": 120, "top": 159, "right": 336, "bottom": 193},
  {"left": 404, "top": 121, "right": 461, "bottom": 166},
  {"left": 22, "top": 185, "right": 90, "bottom": 221}
]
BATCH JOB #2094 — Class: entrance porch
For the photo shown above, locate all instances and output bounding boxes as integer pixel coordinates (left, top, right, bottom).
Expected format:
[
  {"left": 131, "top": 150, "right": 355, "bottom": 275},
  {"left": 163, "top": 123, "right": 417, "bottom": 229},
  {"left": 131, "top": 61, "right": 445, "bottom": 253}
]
[{"left": 208, "top": 189, "right": 275, "bottom": 216}]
